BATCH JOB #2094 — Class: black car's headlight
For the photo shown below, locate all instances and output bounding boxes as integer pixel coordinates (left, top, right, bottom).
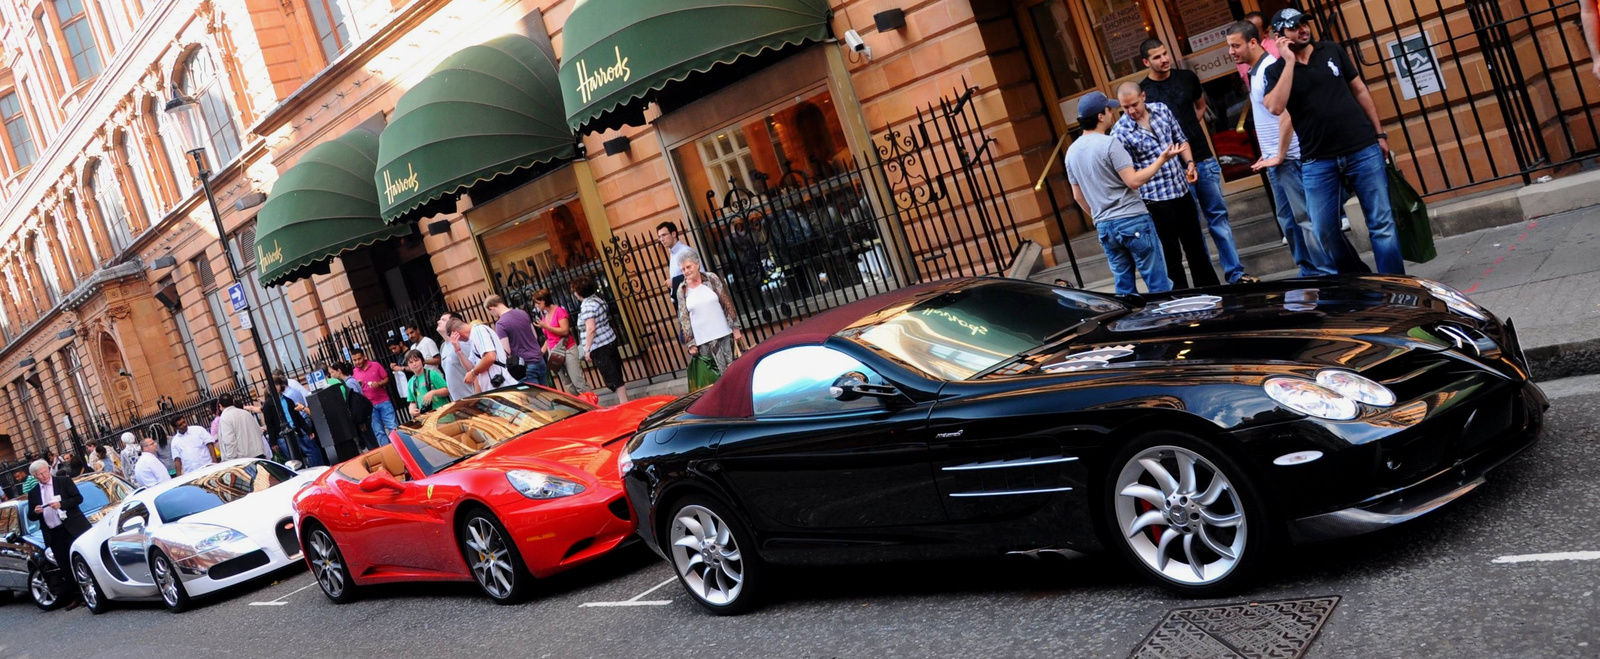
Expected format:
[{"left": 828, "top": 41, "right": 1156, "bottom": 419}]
[
  {"left": 1265, "top": 370, "right": 1395, "bottom": 420},
  {"left": 1419, "top": 279, "right": 1488, "bottom": 321},
  {"left": 506, "top": 470, "right": 585, "bottom": 499}
]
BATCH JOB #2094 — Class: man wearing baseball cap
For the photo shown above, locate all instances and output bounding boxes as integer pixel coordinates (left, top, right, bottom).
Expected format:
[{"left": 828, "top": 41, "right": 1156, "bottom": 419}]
[
  {"left": 1261, "top": 7, "right": 1405, "bottom": 275},
  {"left": 1064, "top": 91, "right": 1178, "bottom": 296}
]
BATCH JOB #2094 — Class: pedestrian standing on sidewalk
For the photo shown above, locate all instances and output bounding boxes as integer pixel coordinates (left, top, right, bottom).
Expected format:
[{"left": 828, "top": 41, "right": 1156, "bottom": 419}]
[
  {"left": 1139, "top": 39, "right": 1258, "bottom": 285},
  {"left": 1112, "top": 82, "right": 1221, "bottom": 289},
  {"left": 216, "top": 393, "right": 266, "bottom": 461},
  {"left": 1263, "top": 8, "right": 1404, "bottom": 275},
  {"left": 572, "top": 275, "right": 629, "bottom": 403},
  {"left": 1227, "top": 20, "right": 1338, "bottom": 277},
  {"left": 486, "top": 295, "right": 549, "bottom": 387},
  {"left": 435, "top": 314, "right": 475, "bottom": 402},
  {"left": 350, "top": 347, "right": 398, "bottom": 446},
  {"left": 1065, "top": 91, "right": 1177, "bottom": 296},
  {"left": 405, "top": 350, "right": 451, "bottom": 416},
  {"left": 118, "top": 433, "right": 140, "bottom": 480},
  {"left": 406, "top": 325, "right": 441, "bottom": 369},
  {"left": 169, "top": 417, "right": 216, "bottom": 476},
  {"left": 534, "top": 289, "right": 587, "bottom": 395},
  {"left": 133, "top": 437, "right": 171, "bottom": 488},
  {"left": 273, "top": 374, "right": 324, "bottom": 467},
  {"left": 28, "top": 458, "right": 90, "bottom": 608},
  {"left": 1582, "top": 0, "right": 1600, "bottom": 81},
  {"left": 448, "top": 318, "right": 511, "bottom": 394},
  {"left": 656, "top": 221, "right": 699, "bottom": 303},
  {"left": 327, "top": 362, "right": 379, "bottom": 451},
  {"left": 676, "top": 254, "right": 744, "bottom": 373}
]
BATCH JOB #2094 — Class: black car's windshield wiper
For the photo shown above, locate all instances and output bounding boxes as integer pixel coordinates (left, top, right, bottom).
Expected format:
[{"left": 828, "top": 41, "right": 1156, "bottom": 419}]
[{"left": 972, "top": 319, "right": 1103, "bottom": 379}]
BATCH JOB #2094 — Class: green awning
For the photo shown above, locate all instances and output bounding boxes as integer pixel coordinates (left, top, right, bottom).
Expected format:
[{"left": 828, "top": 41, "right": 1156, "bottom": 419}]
[
  {"left": 560, "top": 0, "right": 832, "bottom": 134},
  {"left": 257, "top": 119, "right": 411, "bottom": 287},
  {"left": 376, "top": 32, "right": 575, "bottom": 224}
]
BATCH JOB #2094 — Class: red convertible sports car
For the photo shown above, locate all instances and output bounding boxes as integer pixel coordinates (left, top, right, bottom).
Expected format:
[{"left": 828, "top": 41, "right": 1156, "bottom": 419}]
[{"left": 293, "top": 384, "right": 671, "bottom": 604}]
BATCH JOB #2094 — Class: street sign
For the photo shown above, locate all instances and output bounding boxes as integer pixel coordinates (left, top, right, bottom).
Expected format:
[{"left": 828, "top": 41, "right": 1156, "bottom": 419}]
[
  {"left": 239, "top": 311, "right": 253, "bottom": 330},
  {"left": 228, "top": 283, "right": 248, "bottom": 311}
]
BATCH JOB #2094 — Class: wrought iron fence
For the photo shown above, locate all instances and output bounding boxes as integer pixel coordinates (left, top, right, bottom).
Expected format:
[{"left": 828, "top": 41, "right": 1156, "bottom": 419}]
[{"left": 1307, "top": 0, "right": 1600, "bottom": 196}]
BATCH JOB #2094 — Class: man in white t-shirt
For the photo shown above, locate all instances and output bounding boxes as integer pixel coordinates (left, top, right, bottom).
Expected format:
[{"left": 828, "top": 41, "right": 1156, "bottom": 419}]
[
  {"left": 657, "top": 221, "right": 698, "bottom": 297},
  {"left": 168, "top": 418, "right": 216, "bottom": 476},
  {"left": 449, "top": 318, "right": 510, "bottom": 394},
  {"left": 134, "top": 437, "right": 172, "bottom": 488},
  {"left": 406, "top": 326, "right": 441, "bottom": 369}
]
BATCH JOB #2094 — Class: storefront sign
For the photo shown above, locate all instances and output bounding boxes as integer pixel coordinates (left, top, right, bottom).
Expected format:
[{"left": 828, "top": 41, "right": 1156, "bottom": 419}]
[
  {"left": 573, "top": 45, "right": 632, "bottom": 105},
  {"left": 1387, "top": 33, "right": 1445, "bottom": 100},
  {"left": 381, "top": 163, "right": 420, "bottom": 206},
  {"left": 1185, "top": 46, "right": 1236, "bottom": 81},
  {"left": 1099, "top": 6, "right": 1147, "bottom": 67},
  {"left": 256, "top": 239, "right": 284, "bottom": 271},
  {"left": 1176, "top": 0, "right": 1236, "bottom": 41},
  {"left": 1188, "top": 25, "right": 1230, "bottom": 52}
]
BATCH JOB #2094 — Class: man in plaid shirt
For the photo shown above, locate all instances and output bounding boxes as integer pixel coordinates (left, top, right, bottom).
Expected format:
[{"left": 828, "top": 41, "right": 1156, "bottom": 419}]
[{"left": 1111, "top": 81, "right": 1221, "bottom": 289}]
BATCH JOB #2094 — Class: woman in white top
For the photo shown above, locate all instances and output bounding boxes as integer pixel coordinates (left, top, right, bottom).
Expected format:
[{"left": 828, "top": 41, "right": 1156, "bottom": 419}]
[{"left": 675, "top": 254, "right": 744, "bottom": 373}]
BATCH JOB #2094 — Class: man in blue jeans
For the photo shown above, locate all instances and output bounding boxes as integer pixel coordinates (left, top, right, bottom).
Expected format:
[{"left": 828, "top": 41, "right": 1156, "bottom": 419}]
[
  {"left": 1065, "top": 92, "right": 1177, "bottom": 296},
  {"left": 1263, "top": 8, "right": 1404, "bottom": 274},
  {"left": 350, "top": 347, "right": 398, "bottom": 446},
  {"left": 1138, "top": 39, "right": 1258, "bottom": 284}
]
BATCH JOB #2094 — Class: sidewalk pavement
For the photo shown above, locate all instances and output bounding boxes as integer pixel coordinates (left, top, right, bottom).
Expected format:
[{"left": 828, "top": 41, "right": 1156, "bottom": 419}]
[{"left": 1389, "top": 208, "right": 1600, "bottom": 380}]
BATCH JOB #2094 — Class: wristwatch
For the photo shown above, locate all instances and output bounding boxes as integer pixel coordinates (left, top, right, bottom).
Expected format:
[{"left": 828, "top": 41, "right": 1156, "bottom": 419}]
[{"left": 1376, "top": 133, "right": 1387, "bottom": 139}]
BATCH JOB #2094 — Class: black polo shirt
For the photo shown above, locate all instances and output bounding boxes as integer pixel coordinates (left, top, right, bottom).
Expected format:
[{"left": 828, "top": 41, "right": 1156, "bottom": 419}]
[
  {"left": 1263, "top": 41, "right": 1376, "bottom": 160},
  {"left": 1140, "top": 69, "right": 1213, "bottom": 161}
]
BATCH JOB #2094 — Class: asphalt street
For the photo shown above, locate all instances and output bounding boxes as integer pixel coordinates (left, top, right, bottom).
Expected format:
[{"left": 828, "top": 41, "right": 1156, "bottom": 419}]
[{"left": 3, "top": 382, "right": 1598, "bottom": 659}]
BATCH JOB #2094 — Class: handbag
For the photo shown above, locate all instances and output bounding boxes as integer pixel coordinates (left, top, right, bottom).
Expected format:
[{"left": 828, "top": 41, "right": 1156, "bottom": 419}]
[
  {"left": 1387, "top": 161, "right": 1436, "bottom": 263},
  {"left": 687, "top": 354, "right": 721, "bottom": 392},
  {"left": 546, "top": 347, "right": 566, "bottom": 371}
]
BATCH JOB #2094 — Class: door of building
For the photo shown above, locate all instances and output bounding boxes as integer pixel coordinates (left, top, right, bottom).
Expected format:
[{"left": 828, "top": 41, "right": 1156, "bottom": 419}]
[{"left": 1016, "top": 0, "right": 1270, "bottom": 195}]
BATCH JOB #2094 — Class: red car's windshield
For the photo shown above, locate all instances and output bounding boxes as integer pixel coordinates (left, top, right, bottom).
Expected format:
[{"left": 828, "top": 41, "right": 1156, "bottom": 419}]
[{"left": 397, "top": 386, "right": 593, "bottom": 476}]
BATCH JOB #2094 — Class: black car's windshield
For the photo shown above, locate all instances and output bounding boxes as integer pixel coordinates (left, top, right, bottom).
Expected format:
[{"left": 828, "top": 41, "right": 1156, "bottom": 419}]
[
  {"left": 841, "top": 280, "right": 1124, "bottom": 380},
  {"left": 399, "top": 386, "right": 593, "bottom": 476},
  {"left": 154, "top": 461, "right": 296, "bottom": 523}
]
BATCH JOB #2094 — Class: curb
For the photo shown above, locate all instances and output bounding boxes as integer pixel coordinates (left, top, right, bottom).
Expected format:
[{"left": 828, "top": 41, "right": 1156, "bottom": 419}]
[{"left": 1527, "top": 337, "right": 1600, "bottom": 382}]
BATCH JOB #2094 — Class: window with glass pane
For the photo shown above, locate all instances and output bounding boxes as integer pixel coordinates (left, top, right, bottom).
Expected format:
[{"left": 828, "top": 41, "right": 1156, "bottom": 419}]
[
  {"left": 670, "top": 88, "right": 852, "bottom": 211},
  {"left": 119, "top": 134, "right": 159, "bottom": 224},
  {"left": 53, "top": 0, "right": 104, "bottom": 81},
  {"left": 1083, "top": 0, "right": 1156, "bottom": 80},
  {"left": 479, "top": 195, "right": 600, "bottom": 285},
  {"left": 91, "top": 161, "right": 134, "bottom": 252},
  {"left": 0, "top": 93, "right": 38, "bottom": 169},
  {"left": 230, "top": 228, "right": 306, "bottom": 370},
  {"left": 32, "top": 239, "right": 61, "bottom": 303},
  {"left": 307, "top": 0, "right": 356, "bottom": 61},
  {"left": 206, "top": 290, "right": 246, "bottom": 381},
  {"left": 62, "top": 345, "right": 97, "bottom": 421},
  {"left": 177, "top": 50, "right": 241, "bottom": 167},
  {"left": 1030, "top": 1, "right": 1097, "bottom": 100},
  {"left": 172, "top": 305, "right": 210, "bottom": 391}
]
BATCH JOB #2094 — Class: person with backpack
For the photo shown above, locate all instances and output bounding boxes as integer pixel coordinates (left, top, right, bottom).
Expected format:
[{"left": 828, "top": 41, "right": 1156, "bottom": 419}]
[
  {"left": 405, "top": 350, "right": 451, "bottom": 416},
  {"left": 485, "top": 295, "right": 548, "bottom": 387}
]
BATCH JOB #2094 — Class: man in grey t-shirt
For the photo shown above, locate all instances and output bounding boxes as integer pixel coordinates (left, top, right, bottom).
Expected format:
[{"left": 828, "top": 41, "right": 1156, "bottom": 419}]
[{"left": 1064, "top": 91, "right": 1177, "bottom": 296}]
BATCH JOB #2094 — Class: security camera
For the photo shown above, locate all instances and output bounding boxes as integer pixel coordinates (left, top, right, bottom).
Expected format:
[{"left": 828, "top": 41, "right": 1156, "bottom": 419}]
[{"left": 843, "top": 29, "right": 872, "bottom": 59}]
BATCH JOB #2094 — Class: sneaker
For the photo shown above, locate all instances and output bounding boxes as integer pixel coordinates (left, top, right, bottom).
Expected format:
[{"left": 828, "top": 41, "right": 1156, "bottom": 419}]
[
  {"left": 1341, "top": 216, "right": 1351, "bottom": 231},
  {"left": 1281, "top": 236, "right": 1288, "bottom": 245},
  {"left": 1233, "top": 275, "right": 1262, "bottom": 285}
]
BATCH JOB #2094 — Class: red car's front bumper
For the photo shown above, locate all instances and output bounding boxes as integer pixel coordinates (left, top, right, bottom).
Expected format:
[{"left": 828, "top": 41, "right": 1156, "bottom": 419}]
[{"left": 496, "top": 487, "right": 636, "bottom": 578}]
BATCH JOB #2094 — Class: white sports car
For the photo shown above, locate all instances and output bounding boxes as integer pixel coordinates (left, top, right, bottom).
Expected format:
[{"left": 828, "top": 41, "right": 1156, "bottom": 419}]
[{"left": 69, "top": 458, "right": 328, "bottom": 613}]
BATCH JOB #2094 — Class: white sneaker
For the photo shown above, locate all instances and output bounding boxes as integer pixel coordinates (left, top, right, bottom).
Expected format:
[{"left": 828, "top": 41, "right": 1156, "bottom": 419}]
[
  {"left": 1281, "top": 236, "right": 1288, "bottom": 245},
  {"left": 1340, "top": 216, "right": 1351, "bottom": 231}
]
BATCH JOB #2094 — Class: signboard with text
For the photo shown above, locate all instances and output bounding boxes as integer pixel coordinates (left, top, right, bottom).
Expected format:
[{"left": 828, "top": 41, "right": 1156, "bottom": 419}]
[
  {"left": 228, "top": 283, "right": 247, "bottom": 311},
  {"left": 1387, "top": 33, "right": 1445, "bottom": 100},
  {"left": 1099, "top": 6, "right": 1148, "bottom": 67}
]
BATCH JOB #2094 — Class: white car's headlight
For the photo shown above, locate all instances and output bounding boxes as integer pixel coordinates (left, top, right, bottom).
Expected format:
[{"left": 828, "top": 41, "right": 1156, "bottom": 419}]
[
  {"left": 1264, "top": 377, "right": 1360, "bottom": 421},
  {"left": 1314, "top": 370, "right": 1396, "bottom": 407},
  {"left": 1420, "top": 279, "right": 1487, "bottom": 321},
  {"left": 161, "top": 524, "right": 254, "bottom": 561},
  {"left": 507, "top": 470, "right": 585, "bottom": 500}
]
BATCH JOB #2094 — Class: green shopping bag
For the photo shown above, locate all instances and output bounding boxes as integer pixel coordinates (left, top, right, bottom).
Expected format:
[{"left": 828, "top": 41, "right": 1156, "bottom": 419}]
[
  {"left": 687, "top": 354, "right": 721, "bottom": 392},
  {"left": 1388, "top": 162, "right": 1436, "bottom": 263}
]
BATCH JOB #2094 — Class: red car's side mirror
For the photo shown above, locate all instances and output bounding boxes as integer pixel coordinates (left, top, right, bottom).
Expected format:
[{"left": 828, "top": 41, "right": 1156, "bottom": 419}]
[
  {"left": 579, "top": 392, "right": 601, "bottom": 406},
  {"left": 359, "top": 472, "right": 404, "bottom": 493}
]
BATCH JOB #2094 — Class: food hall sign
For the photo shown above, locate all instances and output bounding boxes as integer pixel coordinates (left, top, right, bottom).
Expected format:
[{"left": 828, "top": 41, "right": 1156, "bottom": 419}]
[{"left": 574, "top": 46, "right": 632, "bottom": 105}]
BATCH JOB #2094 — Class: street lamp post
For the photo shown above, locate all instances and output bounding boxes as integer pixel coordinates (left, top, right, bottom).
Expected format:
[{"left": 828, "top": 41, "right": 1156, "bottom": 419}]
[{"left": 164, "top": 95, "right": 276, "bottom": 393}]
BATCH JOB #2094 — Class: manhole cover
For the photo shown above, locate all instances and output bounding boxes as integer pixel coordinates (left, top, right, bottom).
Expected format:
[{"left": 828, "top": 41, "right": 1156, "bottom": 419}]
[{"left": 1129, "top": 596, "right": 1340, "bottom": 659}]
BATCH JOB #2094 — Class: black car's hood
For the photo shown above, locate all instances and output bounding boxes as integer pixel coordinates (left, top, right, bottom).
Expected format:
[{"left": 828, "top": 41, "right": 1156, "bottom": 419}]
[{"left": 1032, "top": 276, "right": 1488, "bottom": 375}]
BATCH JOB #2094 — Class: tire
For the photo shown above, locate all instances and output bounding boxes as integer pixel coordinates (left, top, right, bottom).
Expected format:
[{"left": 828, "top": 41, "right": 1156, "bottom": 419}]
[
  {"left": 665, "top": 496, "right": 764, "bottom": 615},
  {"left": 457, "top": 509, "right": 531, "bottom": 604},
  {"left": 28, "top": 562, "right": 63, "bottom": 610},
  {"left": 149, "top": 550, "right": 191, "bottom": 613},
  {"left": 72, "top": 555, "right": 112, "bottom": 614},
  {"left": 303, "top": 523, "right": 359, "bottom": 604},
  {"left": 1103, "top": 431, "right": 1272, "bottom": 598}
]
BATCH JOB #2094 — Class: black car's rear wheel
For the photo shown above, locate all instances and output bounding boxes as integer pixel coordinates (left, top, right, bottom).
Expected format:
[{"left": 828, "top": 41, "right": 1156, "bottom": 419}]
[
  {"left": 667, "top": 496, "right": 763, "bottom": 615},
  {"left": 1105, "top": 432, "right": 1270, "bottom": 597}
]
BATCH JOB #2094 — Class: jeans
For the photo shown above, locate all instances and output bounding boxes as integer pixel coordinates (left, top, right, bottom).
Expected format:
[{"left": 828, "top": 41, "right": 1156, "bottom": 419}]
[
  {"left": 1096, "top": 213, "right": 1173, "bottom": 296},
  {"left": 1191, "top": 158, "right": 1246, "bottom": 282},
  {"left": 517, "top": 361, "right": 549, "bottom": 388},
  {"left": 370, "top": 400, "right": 398, "bottom": 447},
  {"left": 294, "top": 430, "right": 326, "bottom": 467},
  {"left": 1147, "top": 195, "right": 1220, "bottom": 289},
  {"left": 1266, "top": 159, "right": 1336, "bottom": 276},
  {"left": 1303, "top": 143, "right": 1405, "bottom": 274}
]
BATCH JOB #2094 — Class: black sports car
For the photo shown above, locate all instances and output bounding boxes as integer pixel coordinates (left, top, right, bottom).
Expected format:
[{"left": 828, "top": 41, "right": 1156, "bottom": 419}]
[{"left": 622, "top": 276, "right": 1546, "bottom": 613}]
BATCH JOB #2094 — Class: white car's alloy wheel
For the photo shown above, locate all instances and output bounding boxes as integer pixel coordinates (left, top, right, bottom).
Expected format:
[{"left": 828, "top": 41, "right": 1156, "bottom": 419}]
[{"left": 73, "top": 557, "right": 100, "bottom": 611}]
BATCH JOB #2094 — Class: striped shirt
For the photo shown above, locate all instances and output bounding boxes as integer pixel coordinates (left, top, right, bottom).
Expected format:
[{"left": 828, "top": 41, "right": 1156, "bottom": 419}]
[{"left": 578, "top": 295, "right": 616, "bottom": 349}]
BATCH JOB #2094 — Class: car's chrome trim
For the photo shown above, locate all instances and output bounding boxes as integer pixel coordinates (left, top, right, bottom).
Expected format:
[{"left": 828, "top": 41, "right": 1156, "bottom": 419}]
[
  {"left": 949, "top": 486, "right": 1073, "bottom": 497},
  {"left": 1288, "top": 478, "right": 1482, "bottom": 543},
  {"left": 941, "top": 456, "right": 1078, "bottom": 471}
]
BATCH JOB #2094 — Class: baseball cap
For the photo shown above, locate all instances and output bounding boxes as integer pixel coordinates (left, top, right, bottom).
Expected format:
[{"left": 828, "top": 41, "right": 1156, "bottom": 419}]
[
  {"left": 1076, "top": 91, "right": 1119, "bottom": 120},
  {"left": 1272, "top": 7, "right": 1313, "bottom": 31}
]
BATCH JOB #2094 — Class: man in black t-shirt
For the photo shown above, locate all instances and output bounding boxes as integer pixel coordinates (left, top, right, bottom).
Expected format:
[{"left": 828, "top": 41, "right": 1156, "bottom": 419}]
[
  {"left": 1139, "top": 39, "right": 1256, "bottom": 285},
  {"left": 1262, "top": 8, "right": 1404, "bottom": 275}
]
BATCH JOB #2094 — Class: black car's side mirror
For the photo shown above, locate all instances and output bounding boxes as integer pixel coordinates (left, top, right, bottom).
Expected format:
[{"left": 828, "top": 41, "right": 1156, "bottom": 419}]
[
  {"left": 830, "top": 373, "right": 901, "bottom": 402},
  {"left": 4, "top": 531, "right": 18, "bottom": 544}
]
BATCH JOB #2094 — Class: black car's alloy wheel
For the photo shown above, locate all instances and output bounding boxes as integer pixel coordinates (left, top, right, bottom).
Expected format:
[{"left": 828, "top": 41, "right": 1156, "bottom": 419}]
[
  {"left": 29, "top": 563, "right": 60, "bottom": 610},
  {"left": 667, "top": 496, "right": 763, "bottom": 615},
  {"left": 306, "top": 526, "right": 358, "bottom": 604},
  {"left": 73, "top": 556, "right": 110, "bottom": 614},
  {"left": 458, "top": 510, "right": 530, "bottom": 604},
  {"left": 150, "top": 551, "right": 191, "bottom": 613},
  {"left": 1106, "top": 432, "right": 1270, "bottom": 597}
]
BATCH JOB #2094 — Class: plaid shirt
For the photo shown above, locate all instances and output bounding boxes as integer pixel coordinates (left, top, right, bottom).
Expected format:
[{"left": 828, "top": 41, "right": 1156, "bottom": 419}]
[{"left": 1111, "top": 101, "right": 1190, "bottom": 202}]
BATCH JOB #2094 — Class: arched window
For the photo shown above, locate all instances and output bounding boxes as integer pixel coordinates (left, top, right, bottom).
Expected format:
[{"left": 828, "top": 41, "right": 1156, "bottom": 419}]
[
  {"left": 0, "top": 92, "right": 39, "bottom": 170},
  {"left": 30, "top": 235, "right": 62, "bottom": 305},
  {"left": 89, "top": 160, "right": 134, "bottom": 252},
  {"left": 175, "top": 48, "right": 241, "bottom": 168},
  {"left": 117, "top": 132, "right": 159, "bottom": 226}
]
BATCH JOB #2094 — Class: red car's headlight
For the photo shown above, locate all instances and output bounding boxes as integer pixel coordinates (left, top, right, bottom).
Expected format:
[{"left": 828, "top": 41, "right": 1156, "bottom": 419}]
[{"left": 506, "top": 470, "right": 585, "bottom": 499}]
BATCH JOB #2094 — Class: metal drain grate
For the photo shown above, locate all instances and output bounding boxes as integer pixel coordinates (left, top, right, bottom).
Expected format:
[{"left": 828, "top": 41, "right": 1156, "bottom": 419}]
[{"left": 1129, "top": 596, "right": 1340, "bottom": 659}]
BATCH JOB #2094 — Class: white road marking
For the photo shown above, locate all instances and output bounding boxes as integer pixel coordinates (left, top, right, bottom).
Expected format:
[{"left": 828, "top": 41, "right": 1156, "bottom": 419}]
[
  {"left": 248, "top": 581, "right": 318, "bottom": 606},
  {"left": 1491, "top": 551, "right": 1600, "bottom": 564},
  {"left": 579, "top": 576, "right": 678, "bottom": 608}
]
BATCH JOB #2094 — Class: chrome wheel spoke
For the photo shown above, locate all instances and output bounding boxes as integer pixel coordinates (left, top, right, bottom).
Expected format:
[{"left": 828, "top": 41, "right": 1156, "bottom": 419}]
[
  {"left": 1127, "top": 510, "right": 1167, "bottom": 538},
  {"left": 1121, "top": 483, "right": 1166, "bottom": 508},
  {"left": 1176, "top": 453, "right": 1196, "bottom": 495},
  {"left": 1139, "top": 458, "right": 1179, "bottom": 496},
  {"left": 1155, "top": 531, "right": 1178, "bottom": 571},
  {"left": 1200, "top": 508, "right": 1243, "bottom": 528},
  {"left": 1197, "top": 524, "right": 1237, "bottom": 560},
  {"left": 679, "top": 515, "right": 706, "bottom": 541},
  {"left": 1183, "top": 534, "right": 1204, "bottom": 581}
]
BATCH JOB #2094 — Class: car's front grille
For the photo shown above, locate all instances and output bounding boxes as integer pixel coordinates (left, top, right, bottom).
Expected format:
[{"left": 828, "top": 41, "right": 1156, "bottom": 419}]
[
  {"left": 275, "top": 518, "right": 300, "bottom": 559},
  {"left": 1462, "top": 394, "right": 1515, "bottom": 454},
  {"left": 208, "top": 550, "right": 270, "bottom": 581},
  {"left": 1387, "top": 435, "right": 1449, "bottom": 486}
]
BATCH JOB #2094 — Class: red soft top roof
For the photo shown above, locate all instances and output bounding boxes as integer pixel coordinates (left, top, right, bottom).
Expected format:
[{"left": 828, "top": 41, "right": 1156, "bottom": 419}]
[{"left": 686, "top": 282, "right": 957, "bottom": 418}]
